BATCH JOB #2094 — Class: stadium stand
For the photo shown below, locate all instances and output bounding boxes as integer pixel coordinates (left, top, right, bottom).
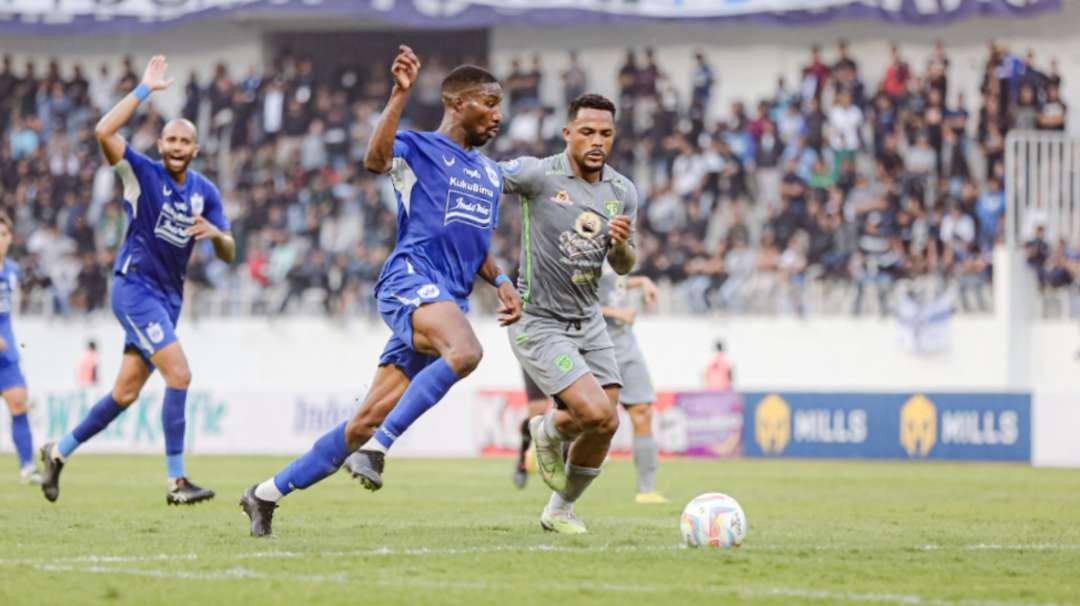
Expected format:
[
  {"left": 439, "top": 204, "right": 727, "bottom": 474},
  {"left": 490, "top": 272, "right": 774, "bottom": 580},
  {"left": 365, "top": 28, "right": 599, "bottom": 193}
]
[{"left": 0, "top": 41, "right": 1072, "bottom": 319}]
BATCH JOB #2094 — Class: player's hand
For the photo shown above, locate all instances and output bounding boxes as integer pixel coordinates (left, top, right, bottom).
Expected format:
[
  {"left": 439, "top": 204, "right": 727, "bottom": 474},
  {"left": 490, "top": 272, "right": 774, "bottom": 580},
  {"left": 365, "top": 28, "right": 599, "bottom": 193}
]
[
  {"left": 391, "top": 45, "right": 421, "bottom": 93},
  {"left": 141, "top": 55, "right": 175, "bottom": 92},
  {"left": 496, "top": 281, "right": 523, "bottom": 327},
  {"left": 0, "top": 336, "right": 7, "bottom": 352},
  {"left": 608, "top": 215, "right": 632, "bottom": 246},
  {"left": 187, "top": 215, "right": 222, "bottom": 241},
  {"left": 619, "top": 308, "right": 637, "bottom": 326}
]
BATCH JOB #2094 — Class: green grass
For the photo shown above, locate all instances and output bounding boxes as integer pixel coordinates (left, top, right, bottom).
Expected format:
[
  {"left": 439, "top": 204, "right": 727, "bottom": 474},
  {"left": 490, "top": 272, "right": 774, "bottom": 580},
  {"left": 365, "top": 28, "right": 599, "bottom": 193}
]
[{"left": 1, "top": 455, "right": 1078, "bottom": 605}]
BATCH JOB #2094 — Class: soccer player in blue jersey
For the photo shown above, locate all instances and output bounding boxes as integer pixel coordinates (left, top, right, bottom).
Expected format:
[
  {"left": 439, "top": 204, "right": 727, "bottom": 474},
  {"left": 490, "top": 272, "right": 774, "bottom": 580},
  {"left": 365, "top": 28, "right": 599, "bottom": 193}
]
[
  {"left": 240, "top": 46, "right": 522, "bottom": 537},
  {"left": 0, "top": 213, "right": 42, "bottom": 485},
  {"left": 39, "top": 56, "right": 235, "bottom": 506}
]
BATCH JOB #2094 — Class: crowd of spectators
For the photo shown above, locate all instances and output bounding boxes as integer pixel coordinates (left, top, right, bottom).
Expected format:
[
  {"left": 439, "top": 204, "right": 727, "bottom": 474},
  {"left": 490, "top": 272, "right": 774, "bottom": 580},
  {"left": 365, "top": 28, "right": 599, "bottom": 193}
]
[{"left": 0, "top": 39, "right": 1074, "bottom": 319}]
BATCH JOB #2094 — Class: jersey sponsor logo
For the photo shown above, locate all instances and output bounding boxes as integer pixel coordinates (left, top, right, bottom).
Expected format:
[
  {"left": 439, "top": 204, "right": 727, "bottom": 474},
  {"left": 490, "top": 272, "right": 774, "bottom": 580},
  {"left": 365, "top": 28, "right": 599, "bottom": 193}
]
[
  {"left": 147, "top": 321, "right": 165, "bottom": 344},
  {"left": 463, "top": 167, "right": 482, "bottom": 180},
  {"left": 484, "top": 162, "right": 500, "bottom": 187},
  {"left": 191, "top": 192, "right": 204, "bottom": 216},
  {"left": 154, "top": 202, "right": 196, "bottom": 248},
  {"left": 444, "top": 189, "right": 494, "bottom": 229},
  {"left": 449, "top": 176, "right": 495, "bottom": 199},
  {"left": 395, "top": 294, "right": 422, "bottom": 308},
  {"left": 417, "top": 284, "right": 441, "bottom": 299},
  {"left": 442, "top": 154, "right": 456, "bottom": 167},
  {"left": 573, "top": 211, "right": 604, "bottom": 238},
  {"left": 550, "top": 190, "right": 573, "bottom": 206}
]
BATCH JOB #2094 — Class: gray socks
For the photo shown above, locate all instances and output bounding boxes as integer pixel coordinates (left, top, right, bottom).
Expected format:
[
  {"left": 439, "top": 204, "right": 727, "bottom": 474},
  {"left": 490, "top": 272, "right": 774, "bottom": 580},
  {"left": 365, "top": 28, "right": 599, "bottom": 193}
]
[
  {"left": 549, "top": 463, "right": 601, "bottom": 511},
  {"left": 632, "top": 436, "right": 658, "bottom": 493}
]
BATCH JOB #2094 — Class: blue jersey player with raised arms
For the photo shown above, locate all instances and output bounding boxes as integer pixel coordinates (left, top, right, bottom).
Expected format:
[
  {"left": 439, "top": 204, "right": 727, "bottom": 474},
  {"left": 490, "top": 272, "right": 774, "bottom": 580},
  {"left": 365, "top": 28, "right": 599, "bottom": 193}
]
[
  {"left": 39, "top": 56, "right": 236, "bottom": 506},
  {"left": 239, "top": 46, "right": 522, "bottom": 537}
]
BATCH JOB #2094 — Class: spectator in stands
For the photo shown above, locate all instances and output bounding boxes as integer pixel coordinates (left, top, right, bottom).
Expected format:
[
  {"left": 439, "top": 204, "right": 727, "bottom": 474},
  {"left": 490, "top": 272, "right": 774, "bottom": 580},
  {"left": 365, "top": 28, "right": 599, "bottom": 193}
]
[
  {"left": 1025, "top": 225, "right": 1050, "bottom": 285},
  {"left": 691, "top": 50, "right": 714, "bottom": 109},
  {"left": 561, "top": 50, "right": 587, "bottom": 107},
  {"left": 1038, "top": 83, "right": 1067, "bottom": 131}
]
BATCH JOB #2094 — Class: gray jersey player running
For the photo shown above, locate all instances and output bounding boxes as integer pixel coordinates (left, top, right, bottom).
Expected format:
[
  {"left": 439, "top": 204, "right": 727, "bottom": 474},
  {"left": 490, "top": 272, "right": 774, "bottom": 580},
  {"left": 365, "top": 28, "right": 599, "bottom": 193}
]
[
  {"left": 499, "top": 93, "right": 638, "bottom": 534},
  {"left": 597, "top": 264, "right": 669, "bottom": 504}
]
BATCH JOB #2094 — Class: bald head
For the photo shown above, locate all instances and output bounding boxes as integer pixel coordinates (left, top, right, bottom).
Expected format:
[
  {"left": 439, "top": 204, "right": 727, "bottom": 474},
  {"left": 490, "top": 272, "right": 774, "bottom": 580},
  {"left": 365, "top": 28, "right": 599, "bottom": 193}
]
[{"left": 163, "top": 118, "right": 197, "bottom": 139}]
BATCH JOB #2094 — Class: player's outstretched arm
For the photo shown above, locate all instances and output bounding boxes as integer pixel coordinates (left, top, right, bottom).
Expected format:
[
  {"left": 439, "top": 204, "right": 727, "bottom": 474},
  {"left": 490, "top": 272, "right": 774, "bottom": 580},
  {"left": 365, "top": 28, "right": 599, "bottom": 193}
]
[
  {"left": 628, "top": 276, "right": 659, "bottom": 308},
  {"left": 364, "top": 45, "right": 420, "bottom": 174},
  {"left": 95, "top": 55, "right": 174, "bottom": 166},
  {"left": 607, "top": 215, "right": 636, "bottom": 275},
  {"left": 477, "top": 252, "right": 522, "bottom": 326}
]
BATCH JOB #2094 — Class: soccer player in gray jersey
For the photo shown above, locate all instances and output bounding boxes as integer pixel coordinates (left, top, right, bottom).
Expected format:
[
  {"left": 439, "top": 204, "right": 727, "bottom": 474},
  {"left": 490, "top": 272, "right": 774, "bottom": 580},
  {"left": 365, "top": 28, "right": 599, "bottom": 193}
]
[
  {"left": 596, "top": 264, "right": 669, "bottom": 504},
  {"left": 499, "top": 93, "right": 638, "bottom": 534}
]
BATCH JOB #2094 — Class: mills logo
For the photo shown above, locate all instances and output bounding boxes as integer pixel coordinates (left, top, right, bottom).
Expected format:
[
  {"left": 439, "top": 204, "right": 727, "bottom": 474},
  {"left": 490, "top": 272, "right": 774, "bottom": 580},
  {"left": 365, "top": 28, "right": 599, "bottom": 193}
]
[
  {"left": 754, "top": 394, "right": 791, "bottom": 455},
  {"left": 900, "top": 395, "right": 937, "bottom": 458}
]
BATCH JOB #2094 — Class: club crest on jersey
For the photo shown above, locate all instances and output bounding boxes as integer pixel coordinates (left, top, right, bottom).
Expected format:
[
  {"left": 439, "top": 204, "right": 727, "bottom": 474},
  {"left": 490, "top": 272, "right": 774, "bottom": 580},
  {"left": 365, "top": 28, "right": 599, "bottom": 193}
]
[
  {"left": 551, "top": 191, "right": 573, "bottom": 206},
  {"left": 417, "top": 284, "right": 441, "bottom": 299},
  {"left": 484, "top": 162, "right": 500, "bottom": 187},
  {"left": 191, "top": 193, "right": 204, "bottom": 216},
  {"left": 147, "top": 322, "right": 165, "bottom": 344},
  {"left": 604, "top": 200, "right": 620, "bottom": 217}
]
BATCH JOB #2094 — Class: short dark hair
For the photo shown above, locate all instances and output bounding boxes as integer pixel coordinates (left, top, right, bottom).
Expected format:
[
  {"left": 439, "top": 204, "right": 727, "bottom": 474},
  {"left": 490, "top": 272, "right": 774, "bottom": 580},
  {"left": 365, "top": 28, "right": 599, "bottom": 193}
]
[
  {"left": 441, "top": 65, "right": 498, "bottom": 97},
  {"left": 0, "top": 212, "right": 12, "bottom": 232},
  {"left": 567, "top": 93, "right": 616, "bottom": 121}
]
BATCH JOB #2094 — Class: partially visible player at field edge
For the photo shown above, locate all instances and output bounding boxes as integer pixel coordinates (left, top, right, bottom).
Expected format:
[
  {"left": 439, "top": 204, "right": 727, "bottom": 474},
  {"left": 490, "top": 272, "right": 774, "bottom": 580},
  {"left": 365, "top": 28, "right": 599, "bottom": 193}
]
[
  {"left": 512, "top": 368, "right": 550, "bottom": 488},
  {"left": 597, "top": 265, "right": 668, "bottom": 504},
  {"left": 0, "top": 213, "right": 41, "bottom": 485},
  {"left": 239, "top": 46, "right": 521, "bottom": 537},
  {"left": 39, "top": 55, "right": 235, "bottom": 506},
  {"left": 502, "top": 93, "right": 639, "bottom": 533}
]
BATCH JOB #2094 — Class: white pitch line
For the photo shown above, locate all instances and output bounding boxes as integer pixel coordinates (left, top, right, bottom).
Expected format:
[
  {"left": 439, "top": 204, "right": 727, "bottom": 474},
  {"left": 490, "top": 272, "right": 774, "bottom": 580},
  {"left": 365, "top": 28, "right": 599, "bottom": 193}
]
[{"left": 23, "top": 563, "right": 1058, "bottom": 606}]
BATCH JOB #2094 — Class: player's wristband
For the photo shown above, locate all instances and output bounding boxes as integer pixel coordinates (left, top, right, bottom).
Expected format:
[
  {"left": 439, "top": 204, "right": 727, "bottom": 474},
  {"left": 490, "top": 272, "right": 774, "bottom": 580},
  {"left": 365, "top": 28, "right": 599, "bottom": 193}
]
[
  {"left": 494, "top": 274, "right": 512, "bottom": 287},
  {"left": 133, "top": 83, "right": 152, "bottom": 103}
]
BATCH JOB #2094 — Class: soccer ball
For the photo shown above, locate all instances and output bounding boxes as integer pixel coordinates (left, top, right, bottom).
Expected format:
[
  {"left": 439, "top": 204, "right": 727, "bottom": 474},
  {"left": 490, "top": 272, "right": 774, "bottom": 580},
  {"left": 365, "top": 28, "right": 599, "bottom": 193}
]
[{"left": 680, "top": 492, "right": 747, "bottom": 548}]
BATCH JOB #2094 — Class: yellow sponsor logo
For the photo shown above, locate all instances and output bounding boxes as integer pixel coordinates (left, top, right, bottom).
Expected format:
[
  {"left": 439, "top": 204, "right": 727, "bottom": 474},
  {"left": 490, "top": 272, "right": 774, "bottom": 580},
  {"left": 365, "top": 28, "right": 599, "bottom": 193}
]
[
  {"left": 900, "top": 394, "right": 937, "bottom": 458},
  {"left": 754, "top": 394, "right": 791, "bottom": 455}
]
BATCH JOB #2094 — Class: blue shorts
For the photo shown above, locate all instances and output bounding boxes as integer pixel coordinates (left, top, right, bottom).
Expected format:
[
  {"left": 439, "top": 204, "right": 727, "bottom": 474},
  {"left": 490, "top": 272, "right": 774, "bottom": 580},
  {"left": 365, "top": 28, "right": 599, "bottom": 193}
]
[
  {"left": 111, "top": 276, "right": 181, "bottom": 372},
  {"left": 0, "top": 360, "right": 26, "bottom": 392},
  {"left": 375, "top": 266, "right": 465, "bottom": 379}
]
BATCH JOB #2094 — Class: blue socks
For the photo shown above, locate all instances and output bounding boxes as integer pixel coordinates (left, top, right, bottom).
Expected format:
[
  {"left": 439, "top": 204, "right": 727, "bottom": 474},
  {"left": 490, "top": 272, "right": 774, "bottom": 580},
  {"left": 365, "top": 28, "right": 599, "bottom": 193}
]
[
  {"left": 272, "top": 421, "right": 349, "bottom": 496},
  {"left": 162, "top": 387, "right": 187, "bottom": 479},
  {"left": 10, "top": 412, "right": 33, "bottom": 468},
  {"left": 59, "top": 394, "right": 125, "bottom": 458},
  {"left": 374, "top": 358, "right": 459, "bottom": 449}
]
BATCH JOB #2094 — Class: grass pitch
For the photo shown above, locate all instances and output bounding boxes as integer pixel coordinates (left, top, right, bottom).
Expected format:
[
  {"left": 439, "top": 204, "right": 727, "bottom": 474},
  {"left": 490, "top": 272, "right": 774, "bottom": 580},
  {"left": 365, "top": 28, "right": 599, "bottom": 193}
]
[{"left": 0, "top": 455, "right": 1077, "bottom": 605}]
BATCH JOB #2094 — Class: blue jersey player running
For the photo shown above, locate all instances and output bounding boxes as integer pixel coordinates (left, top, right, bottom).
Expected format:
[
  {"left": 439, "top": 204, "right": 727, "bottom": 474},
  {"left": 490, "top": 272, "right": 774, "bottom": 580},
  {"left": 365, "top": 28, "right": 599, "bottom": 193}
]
[
  {"left": 0, "top": 213, "right": 42, "bottom": 485},
  {"left": 240, "top": 46, "right": 522, "bottom": 537},
  {"left": 39, "top": 56, "right": 236, "bottom": 506}
]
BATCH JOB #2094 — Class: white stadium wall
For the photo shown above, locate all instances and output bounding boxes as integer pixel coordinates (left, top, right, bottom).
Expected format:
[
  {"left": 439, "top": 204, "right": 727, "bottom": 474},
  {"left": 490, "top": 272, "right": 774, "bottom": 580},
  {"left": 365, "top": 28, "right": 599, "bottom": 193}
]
[{"left": 0, "top": 307, "right": 1075, "bottom": 465}]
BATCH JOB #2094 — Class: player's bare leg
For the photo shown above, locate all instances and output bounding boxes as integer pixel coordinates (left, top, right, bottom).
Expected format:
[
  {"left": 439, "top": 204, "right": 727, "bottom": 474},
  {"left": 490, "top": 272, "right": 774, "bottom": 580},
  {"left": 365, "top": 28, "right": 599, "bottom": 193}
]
[
  {"left": 5, "top": 387, "right": 40, "bottom": 484},
  {"left": 341, "top": 365, "right": 411, "bottom": 489},
  {"left": 40, "top": 351, "right": 150, "bottom": 502},
  {"left": 348, "top": 301, "right": 483, "bottom": 491},
  {"left": 151, "top": 342, "right": 213, "bottom": 505},
  {"left": 532, "top": 373, "right": 619, "bottom": 533},
  {"left": 626, "top": 403, "right": 667, "bottom": 504},
  {"left": 242, "top": 364, "right": 410, "bottom": 537}
]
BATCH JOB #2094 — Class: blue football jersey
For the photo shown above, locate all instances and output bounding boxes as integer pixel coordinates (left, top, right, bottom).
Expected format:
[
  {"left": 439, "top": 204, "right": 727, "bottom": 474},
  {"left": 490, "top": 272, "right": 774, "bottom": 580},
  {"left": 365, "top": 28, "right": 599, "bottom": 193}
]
[
  {"left": 0, "top": 258, "right": 20, "bottom": 365},
  {"left": 112, "top": 145, "right": 230, "bottom": 301},
  {"left": 376, "top": 131, "right": 502, "bottom": 302}
]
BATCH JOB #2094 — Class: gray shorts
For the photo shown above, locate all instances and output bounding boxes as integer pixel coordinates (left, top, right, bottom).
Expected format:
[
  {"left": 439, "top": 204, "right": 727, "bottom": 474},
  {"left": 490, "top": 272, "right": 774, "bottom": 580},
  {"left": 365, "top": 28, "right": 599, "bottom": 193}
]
[
  {"left": 508, "top": 311, "right": 621, "bottom": 398},
  {"left": 610, "top": 327, "right": 655, "bottom": 406}
]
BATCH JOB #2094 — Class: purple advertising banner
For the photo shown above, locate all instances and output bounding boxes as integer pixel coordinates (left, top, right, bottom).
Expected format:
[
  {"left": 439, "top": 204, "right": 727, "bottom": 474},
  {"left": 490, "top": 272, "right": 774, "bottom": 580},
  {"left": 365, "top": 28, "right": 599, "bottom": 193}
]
[
  {"left": 675, "top": 390, "right": 744, "bottom": 458},
  {"left": 0, "top": 0, "right": 1062, "bottom": 35}
]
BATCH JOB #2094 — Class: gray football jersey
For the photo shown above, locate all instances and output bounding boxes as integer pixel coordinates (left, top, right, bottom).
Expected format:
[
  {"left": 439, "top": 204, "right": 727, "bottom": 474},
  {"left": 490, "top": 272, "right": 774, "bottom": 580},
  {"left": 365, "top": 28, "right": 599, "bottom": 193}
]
[{"left": 500, "top": 153, "right": 639, "bottom": 321}]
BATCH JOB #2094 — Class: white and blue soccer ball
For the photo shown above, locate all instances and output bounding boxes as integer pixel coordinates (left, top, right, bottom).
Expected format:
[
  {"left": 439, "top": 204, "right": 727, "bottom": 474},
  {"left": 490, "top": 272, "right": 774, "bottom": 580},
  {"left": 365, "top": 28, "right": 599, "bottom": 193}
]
[{"left": 680, "top": 492, "right": 747, "bottom": 549}]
